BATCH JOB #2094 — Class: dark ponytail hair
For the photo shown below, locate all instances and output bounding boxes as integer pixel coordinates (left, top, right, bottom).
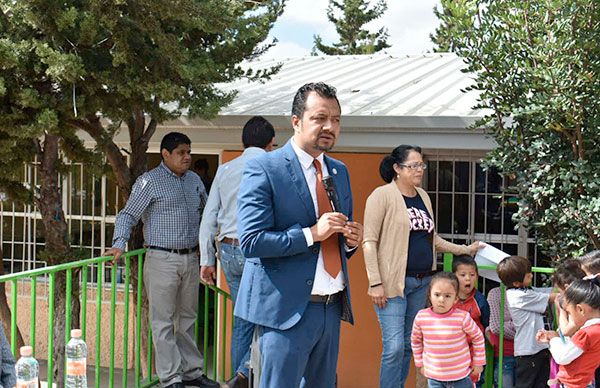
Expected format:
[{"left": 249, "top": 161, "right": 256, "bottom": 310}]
[
  {"left": 379, "top": 145, "right": 423, "bottom": 183},
  {"left": 563, "top": 278, "right": 600, "bottom": 310}
]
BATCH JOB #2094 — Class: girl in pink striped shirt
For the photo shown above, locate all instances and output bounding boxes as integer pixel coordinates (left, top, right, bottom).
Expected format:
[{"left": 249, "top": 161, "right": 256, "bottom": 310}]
[{"left": 411, "top": 272, "right": 486, "bottom": 388}]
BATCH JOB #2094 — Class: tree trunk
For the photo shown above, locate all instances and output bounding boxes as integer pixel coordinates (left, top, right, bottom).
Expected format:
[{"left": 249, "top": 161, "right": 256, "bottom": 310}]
[
  {"left": 35, "top": 134, "right": 80, "bottom": 386},
  {"left": 127, "top": 117, "right": 154, "bottom": 377},
  {"left": 0, "top": 252, "right": 24, "bottom": 351}
]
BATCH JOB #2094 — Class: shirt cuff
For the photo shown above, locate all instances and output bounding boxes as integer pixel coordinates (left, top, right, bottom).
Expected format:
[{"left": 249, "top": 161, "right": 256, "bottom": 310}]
[
  {"left": 302, "top": 227, "right": 314, "bottom": 247},
  {"left": 200, "top": 256, "right": 216, "bottom": 267},
  {"left": 113, "top": 238, "right": 127, "bottom": 252}
]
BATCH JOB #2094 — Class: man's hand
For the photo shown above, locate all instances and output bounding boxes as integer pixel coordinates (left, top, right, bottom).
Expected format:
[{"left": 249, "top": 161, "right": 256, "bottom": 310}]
[
  {"left": 104, "top": 247, "right": 123, "bottom": 263},
  {"left": 200, "top": 265, "right": 217, "bottom": 285},
  {"left": 343, "top": 221, "right": 363, "bottom": 248},
  {"left": 310, "top": 212, "right": 348, "bottom": 242},
  {"left": 368, "top": 284, "right": 387, "bottom": 309}
]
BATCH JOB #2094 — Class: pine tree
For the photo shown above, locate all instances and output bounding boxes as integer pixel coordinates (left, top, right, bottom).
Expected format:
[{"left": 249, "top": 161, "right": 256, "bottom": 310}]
[
  {"left": 313, "top": 0, "right": 390, "bottom": 55},
  {"left": 430, "top": 0, "right": 477, "bottom": 53}
]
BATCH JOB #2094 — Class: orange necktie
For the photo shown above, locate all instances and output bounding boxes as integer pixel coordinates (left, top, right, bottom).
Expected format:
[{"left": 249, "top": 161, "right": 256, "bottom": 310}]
[{"left": 313, "top": 159, "right": 342, "bottom": 278}]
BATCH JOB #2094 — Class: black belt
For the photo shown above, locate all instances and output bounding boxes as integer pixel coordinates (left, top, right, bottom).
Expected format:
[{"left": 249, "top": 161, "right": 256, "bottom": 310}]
[
  {"left": 406, "top": 270, "right": 437, "bottom": 279},
  {"left": 309, "top": 291, "right": 343, "bottom": 304},
  {"left": 147, "top": 245, "right": 198, "bottom": 255}
]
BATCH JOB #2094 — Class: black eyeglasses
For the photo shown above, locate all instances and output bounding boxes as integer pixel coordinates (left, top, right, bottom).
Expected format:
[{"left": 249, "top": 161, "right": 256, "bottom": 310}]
[{"left": 399, "top": 163, "right": 427, "bottom": 171}]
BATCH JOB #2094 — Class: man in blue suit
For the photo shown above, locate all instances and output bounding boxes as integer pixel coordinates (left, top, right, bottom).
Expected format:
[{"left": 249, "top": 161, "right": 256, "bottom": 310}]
[{"left": 236, "top": 82, "right": 363, "bottom": 388}]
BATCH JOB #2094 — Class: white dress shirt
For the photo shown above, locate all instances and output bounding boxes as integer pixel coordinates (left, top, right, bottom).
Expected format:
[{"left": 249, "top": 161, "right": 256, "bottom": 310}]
[{"left": 290, "top": 139, "right": 345, "bottom": 296}]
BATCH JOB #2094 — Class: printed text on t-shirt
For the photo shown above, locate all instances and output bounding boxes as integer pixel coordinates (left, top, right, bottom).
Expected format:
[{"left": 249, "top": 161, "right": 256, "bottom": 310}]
[{"left": 407, "top": 207, "right": 434, "bottom": 232}]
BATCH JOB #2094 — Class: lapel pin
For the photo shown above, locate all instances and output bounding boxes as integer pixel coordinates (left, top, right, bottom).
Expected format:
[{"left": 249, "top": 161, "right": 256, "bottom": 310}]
[{"left": 332, "top": 168, "right": 338, "bottom": 175}]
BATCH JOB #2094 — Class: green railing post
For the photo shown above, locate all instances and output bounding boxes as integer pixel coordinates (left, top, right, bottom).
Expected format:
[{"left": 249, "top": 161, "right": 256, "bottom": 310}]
[
  {"left": 10, "top": 279, "right": 17, "bottom": 357},
  {"left": 221, "top": 295, "right": 227, "bottom": 382},
  {"left": 47, "top": 272, "right": 55, "bottom": 388},
  {"left": 123, "top": 256, "right": 131, "bottom": 388},
  {"left": 135, "top": 253, "right": 144, "bottom": 388},
  {"left": 109, "top": 264, "right": 117, "bottom": 388},
  {"left": 95, "top": 262, "right": 103, "bottom": 388},
  {"left": 212, "top": 287, "right": 218, "bottom": 381},
  {"left": 498, "top": 283, "right": 505, "bottom": 388},
  {"left": 65, "top": 268, "right": 73, "bottom": 339},
  {"left": 82, "top": 266, "right": 88, "bottom": 340},
  {"left": 442, "top": 252, "right": 453, "bottom": 273},
  {"left": 65, "top": 268, "right": 73, "bottom": 383},
  {"left": 204, "top": 284, "right": 209, "bottom": 372},
  {"left": 30, "top": 276, "right": 36, "bottom": 355}
]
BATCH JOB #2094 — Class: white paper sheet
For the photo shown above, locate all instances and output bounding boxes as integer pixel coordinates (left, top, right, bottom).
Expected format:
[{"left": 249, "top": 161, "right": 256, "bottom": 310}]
[{"left": 475, "top": 244, "right": 511, "bottom": 283}]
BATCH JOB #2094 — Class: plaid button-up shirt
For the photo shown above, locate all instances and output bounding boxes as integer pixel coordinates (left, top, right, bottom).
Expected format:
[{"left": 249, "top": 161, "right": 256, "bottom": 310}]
[{"left": 112, "top": 162, "right": 207, "bottom": 251}]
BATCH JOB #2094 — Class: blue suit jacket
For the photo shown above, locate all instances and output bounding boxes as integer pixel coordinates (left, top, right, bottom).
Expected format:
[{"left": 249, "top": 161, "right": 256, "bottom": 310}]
[{"left": 235, "top": 141, "right": 355, "bottom": 330}]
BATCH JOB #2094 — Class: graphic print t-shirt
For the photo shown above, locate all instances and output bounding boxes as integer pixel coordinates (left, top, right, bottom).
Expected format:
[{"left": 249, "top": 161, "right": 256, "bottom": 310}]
[{"left": 403, "top": 194, "right": 434, "bottom": 273}]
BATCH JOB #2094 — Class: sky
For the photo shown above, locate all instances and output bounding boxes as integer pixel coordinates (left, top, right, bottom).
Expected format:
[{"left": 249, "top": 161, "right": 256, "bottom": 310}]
[{"left": 263, "top": 0, "right": 442, "bottom": 58}]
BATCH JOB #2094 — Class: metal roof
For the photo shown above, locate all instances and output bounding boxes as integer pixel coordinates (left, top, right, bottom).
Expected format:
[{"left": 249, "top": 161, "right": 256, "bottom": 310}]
[
  {"left": 100, "top": 53, "right": 497, "bottom": 152},
  {"left": 217, "top": 53, "right": 485, "bottom": 118}
]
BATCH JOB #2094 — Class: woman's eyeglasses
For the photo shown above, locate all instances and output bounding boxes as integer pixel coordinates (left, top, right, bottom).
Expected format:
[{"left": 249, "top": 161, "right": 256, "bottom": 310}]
[{"left": 399, "top": 163, "right": 427, "bottom": 171}]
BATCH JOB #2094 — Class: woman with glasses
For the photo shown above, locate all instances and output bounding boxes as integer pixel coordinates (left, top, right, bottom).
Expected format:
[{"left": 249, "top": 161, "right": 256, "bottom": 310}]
[{"left": 362, "top": 145, "right": 483, "bottom": 388}]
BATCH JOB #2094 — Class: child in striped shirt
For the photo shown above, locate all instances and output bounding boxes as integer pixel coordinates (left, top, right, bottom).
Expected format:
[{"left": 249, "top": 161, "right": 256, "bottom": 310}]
[{"left": 411, "top": 272, "right": 486, "bottom": 388}]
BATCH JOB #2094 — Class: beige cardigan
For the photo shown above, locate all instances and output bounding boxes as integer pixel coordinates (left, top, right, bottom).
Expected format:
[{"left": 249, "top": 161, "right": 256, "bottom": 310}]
[{"left": 362, "top": 182, "right": 471, "bottom": 298}]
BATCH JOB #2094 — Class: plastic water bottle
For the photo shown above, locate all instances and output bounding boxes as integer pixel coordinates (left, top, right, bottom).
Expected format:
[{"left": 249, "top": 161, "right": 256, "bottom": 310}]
[
  {"left": 65, "top": 329, "right": 88, "bottom": 388},
  {"left": 15, "top": 345, "right": 39, "bottom": 388}
]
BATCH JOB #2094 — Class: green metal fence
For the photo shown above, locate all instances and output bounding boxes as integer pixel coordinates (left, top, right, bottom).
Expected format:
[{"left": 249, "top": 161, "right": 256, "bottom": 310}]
[
  {"left": 0, "top": 248, "right": 233, "bottom": 387},
  {"left": 443, "top": 253, "right": 555, "bottom": 388}
]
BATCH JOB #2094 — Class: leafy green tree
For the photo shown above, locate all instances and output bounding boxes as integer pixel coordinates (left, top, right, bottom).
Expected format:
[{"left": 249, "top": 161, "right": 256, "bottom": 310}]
[
  {"left": 313, "top": 0, "right": 390, "bottom": 55},
  {"left": 434, "top": 0, "right": 600, "bottom": 259},
  {"left": 0, "top": 0, "right": 283, "bottom": 383}
]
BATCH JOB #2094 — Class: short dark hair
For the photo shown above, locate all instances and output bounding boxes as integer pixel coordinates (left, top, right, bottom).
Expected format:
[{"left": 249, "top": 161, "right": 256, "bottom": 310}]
[
  {"left": 160, "top": 132, "right": 191, "bottom": 155},
  {"left": 552, "top": 259, "right": 586, "bottom": 290},
  {"left": 242, "top": 116, "right": 275, "bottom": 149},
  {"left": 564, "top": 278, "right": 600, "bottom": 310},
  {"left": 452, "top": 255, "right": 478, "bottom": 274},
  {"left": 426, "top": 272, "right": 459, "bottom": 307},
  {"left": 379, "top": 145, "right": 423, "bottom": 183},
  {"left": 579, "top": 250, "right": 600, "bottom": 275},
  {"left": 496, "top": 255, "right": 531, "bottom": 288},
  {"left": 291, "top": 82, "right": 340, "bottom": 118}
]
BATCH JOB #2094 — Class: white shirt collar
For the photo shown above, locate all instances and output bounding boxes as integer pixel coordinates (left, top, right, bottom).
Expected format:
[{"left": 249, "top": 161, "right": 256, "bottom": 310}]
[
  {"left": 582, "top": 317, "right": 600, "bottom": 328},
  {"left": 290, "top": 138, "right": 324, "bottom": 170}
]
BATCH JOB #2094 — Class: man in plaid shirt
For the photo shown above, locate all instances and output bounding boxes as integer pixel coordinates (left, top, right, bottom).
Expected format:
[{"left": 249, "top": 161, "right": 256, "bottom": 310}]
[{"left": 106, "top": 132, "right": 218, "bottom": 388}]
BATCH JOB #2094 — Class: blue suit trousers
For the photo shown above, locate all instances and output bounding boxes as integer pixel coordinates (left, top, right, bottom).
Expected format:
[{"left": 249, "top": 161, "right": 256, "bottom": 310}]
[{"left": 258, "top": 300, "right": 342, "bottom": 388}]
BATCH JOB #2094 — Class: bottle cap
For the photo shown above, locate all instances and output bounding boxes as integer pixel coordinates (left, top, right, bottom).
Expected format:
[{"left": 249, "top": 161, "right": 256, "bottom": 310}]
[
  {"left": 20, "top": 345, "right": 33, "bottom": 356},
  {"left": 71, "top": 329, "right": 82, "bottom": 338}
]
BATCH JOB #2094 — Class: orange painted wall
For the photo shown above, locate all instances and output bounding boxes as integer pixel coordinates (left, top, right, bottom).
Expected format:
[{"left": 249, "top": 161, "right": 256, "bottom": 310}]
[{"left": 220, "top": 150, "right": 418, "bottom": 388}]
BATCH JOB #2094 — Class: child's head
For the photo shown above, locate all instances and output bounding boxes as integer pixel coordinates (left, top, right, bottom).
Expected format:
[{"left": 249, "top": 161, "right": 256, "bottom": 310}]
[
  {"left": 452, "top": 255, "right": 478, "bottom": 297},
  {"left": 427, "top": 272, "right": 459, "bottom": 314},
  {"left": 497, "top": 255, "right": 532, "bottom": 288},
  {"left": 562, "top": 278, "right": 600, "bottom": 327},
  {"left": 552, "top": 259, "right": 586, "bottom": 292},
  {"left": 579, "top": 250, "right": 600, "bottom": 277}
]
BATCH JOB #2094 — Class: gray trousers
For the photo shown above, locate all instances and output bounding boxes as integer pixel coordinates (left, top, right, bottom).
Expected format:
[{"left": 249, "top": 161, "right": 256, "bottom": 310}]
[{"left": 144, "top": 249, "right": 203, "bottom": 386}]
